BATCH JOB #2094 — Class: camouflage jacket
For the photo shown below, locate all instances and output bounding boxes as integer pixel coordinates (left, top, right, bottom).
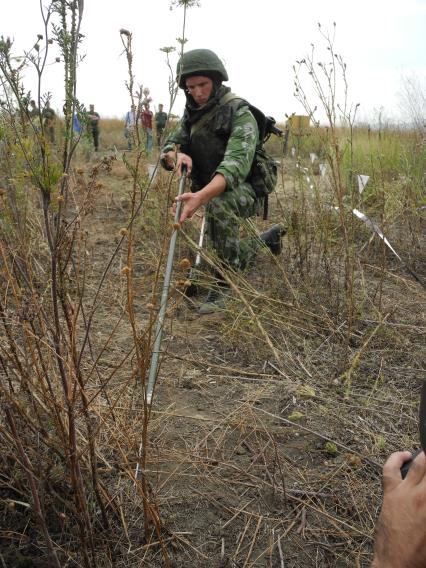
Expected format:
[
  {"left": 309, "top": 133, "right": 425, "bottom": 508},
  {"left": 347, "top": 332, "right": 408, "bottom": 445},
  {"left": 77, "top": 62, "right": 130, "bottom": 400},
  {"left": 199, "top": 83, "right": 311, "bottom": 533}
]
[
  {"left": 42, "top": 107, "right": 56, "bottom": 125},
  {"left": 162, "top": 87, "right": 258, "bottom": 192},
  {"left": 155, "top": 111, "right": 168, "bottom": 129}
]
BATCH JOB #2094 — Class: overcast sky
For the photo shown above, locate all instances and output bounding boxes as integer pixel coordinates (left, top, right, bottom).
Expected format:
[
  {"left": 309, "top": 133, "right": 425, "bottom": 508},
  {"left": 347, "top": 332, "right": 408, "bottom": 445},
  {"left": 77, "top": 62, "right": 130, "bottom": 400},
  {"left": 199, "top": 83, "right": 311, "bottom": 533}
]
[{"left": 2, "top": 0, "right": 426, "bottom": 124}]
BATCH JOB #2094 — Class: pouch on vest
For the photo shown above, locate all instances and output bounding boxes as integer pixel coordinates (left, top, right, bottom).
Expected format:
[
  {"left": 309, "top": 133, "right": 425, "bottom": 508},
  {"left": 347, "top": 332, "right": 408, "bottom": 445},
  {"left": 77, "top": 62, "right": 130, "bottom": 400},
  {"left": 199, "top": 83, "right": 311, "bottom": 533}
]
[{"left": 248, "top": 147, "right": 278, "bottom": 220}]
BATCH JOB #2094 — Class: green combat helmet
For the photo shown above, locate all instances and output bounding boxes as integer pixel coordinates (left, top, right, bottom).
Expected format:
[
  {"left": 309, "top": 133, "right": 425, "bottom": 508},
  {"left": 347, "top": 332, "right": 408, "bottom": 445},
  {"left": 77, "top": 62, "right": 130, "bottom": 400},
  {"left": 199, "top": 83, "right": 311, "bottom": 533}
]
[{"left": 177, "top": 49, "right": 228, "bottom": 89}]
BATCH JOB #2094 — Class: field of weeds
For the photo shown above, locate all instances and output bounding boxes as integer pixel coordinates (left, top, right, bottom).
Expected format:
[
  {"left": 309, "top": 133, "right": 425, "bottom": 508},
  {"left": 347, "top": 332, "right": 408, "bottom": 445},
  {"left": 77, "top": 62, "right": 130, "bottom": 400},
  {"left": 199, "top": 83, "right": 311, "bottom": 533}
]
[
  {"left": 1, "top": 3, "right": 426, "bottom": 567},
  {"left": 0, "top": 114, "right": 425, "bottom": 567}
]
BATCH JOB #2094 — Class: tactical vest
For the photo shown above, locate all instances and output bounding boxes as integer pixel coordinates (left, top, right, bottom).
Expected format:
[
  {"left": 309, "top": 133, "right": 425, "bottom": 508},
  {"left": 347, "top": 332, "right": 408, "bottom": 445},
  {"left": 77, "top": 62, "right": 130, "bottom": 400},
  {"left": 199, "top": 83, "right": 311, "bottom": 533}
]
[
  {"left": 181, "top": 93, "right": 278, "bottom": 219},
  {"left": 185, "top": 96, "right": 248, "bottom": 192}
]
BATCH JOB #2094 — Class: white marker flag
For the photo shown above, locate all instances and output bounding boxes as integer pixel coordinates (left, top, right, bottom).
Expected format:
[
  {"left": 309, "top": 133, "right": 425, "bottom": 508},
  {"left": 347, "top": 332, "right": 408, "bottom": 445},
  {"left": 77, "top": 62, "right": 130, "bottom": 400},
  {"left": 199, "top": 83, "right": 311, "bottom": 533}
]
[
  {"left": 310, "top": 153, "right": 317, "bottom": 163},
  {"left": 352, "top": 208, "right": 402, "bottom": 261},
  {"left": 291, "top": 147, "right": 296, "bottom": 157},
  {"left": 319, "top": 163, "right": 327, "bottom": 177},
  {"left": 357, "top": 174, "right": 370, "bottom": 194}
]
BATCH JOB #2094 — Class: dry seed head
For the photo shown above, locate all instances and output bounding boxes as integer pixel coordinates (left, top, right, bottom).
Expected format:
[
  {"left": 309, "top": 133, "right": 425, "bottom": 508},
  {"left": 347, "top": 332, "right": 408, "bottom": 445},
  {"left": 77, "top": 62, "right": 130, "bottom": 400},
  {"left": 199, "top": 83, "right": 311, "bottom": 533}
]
[
  {"left": 119, "top": 228, "right": 128, "bottom": 236},
  {"left": 121, "top": 266, "right": 131, "bottom": 274},
  {"left": 55, "top": 57, "right": 60, "bottom": 63},
  {"left": 346, "top": 454, "right": 362, "bottom": 467},
  {"left": 146, "top": 303, "right": 155, "bottom": 310},
  {"left": 95, "top": 182, "right": 104, "bottom": 189},
  {"left": 76, "top": 168, "right": 84, "bottom": 174},
  {"left": 176, "top": 279, "right": 186, "bottom": 287},
  {"left": 57, "top": 195, "right": 64, "bottom": 203},
  {"left": 184, "top": 279, "right": 192, "bottom": 287},
  {"left": 61, "top": 173, "right": 69, "bottom": 179},
  {"left": 173, "top": 222, "right": 181, "bottom": 230},
  {"left": 179, "top": 258, "right": 191, "bottom": 269},
  {"left": 0, "top": 188, "right": 6, "bottom": 196}
]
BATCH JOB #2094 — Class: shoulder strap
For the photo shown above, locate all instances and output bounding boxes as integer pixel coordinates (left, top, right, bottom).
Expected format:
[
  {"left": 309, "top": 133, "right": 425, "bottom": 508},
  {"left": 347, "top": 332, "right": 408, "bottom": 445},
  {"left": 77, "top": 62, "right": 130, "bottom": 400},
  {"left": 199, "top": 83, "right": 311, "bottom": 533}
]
[{"left": 219, "top": 92, "right": 240, "bottom": 105}]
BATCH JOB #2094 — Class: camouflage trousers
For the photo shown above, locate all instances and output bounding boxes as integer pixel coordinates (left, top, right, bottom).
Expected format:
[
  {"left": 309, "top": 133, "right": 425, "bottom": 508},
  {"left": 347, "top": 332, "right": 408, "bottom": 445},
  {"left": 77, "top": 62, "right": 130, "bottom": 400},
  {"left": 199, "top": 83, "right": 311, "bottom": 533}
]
[{"left": 205, "top": 182, "right": 259, "bottom": 271}]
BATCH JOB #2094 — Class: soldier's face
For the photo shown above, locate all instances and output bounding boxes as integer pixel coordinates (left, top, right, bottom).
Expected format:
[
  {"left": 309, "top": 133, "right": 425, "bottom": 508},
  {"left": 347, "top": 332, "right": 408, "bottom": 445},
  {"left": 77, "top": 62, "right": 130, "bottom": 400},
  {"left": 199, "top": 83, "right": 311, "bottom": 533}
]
[{"left": 185, "top": 76, "right": 213, "bottom": 106}]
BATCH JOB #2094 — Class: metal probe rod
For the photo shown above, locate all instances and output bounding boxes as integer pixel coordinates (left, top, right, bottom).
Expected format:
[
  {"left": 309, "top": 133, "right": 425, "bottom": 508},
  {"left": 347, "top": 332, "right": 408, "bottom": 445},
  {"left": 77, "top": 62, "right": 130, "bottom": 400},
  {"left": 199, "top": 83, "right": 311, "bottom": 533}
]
[{"left": 146, "top": 168, "right": 187, "bottom": 405}]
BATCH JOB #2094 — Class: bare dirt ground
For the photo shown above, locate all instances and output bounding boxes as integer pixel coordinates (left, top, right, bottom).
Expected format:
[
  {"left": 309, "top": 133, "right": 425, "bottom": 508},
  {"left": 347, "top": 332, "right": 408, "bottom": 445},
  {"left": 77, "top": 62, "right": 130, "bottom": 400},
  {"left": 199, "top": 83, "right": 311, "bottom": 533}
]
[
  {"left": 69, "top": 152, "right": 424, "bottom": 568},
  {"left": 2, "top": 150, "right": 423, "bottom": 568}
]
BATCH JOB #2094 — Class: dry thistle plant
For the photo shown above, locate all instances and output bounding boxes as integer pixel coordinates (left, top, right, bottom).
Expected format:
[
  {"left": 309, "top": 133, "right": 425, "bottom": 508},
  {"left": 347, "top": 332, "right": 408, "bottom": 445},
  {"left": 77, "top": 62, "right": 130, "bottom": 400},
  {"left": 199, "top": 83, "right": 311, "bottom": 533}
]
[{"left": 0, "top": 7, "right": 424, "bottom": 568}]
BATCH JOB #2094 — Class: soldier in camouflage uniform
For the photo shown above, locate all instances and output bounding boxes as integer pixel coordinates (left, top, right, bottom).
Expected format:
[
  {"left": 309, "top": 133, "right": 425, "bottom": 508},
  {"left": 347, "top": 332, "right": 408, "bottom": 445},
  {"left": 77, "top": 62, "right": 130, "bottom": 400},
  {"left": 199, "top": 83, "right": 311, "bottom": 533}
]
[
  {"left": 42, "top": 101, "right": 56, "bottom": 144},
  {"left": 161, "top": 49, "right": 284, "bottom": 314},
  {"left": 87, "top": 104, "right": 100, "bottom": 151}
]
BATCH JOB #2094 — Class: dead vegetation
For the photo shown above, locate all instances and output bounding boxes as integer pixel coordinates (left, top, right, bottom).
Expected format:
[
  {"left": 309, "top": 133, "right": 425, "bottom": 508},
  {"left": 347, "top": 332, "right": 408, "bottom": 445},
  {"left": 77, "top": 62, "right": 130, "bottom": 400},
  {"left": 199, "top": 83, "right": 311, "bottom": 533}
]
[
  {"left": 2, "top": 144, "right": 424, "bottom": 566},
  {"left": 1, "top": 4, "right": 425, "bottom": 566}
]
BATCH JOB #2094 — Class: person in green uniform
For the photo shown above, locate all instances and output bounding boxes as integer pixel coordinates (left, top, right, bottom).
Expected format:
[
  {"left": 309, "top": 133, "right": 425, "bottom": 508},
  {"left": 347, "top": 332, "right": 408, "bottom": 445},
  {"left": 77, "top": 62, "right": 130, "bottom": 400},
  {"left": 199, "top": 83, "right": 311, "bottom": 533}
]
[
  {"left": 42, "top": 101, "right": 56, "bottom": 144},
  {"left": 155, "top": 104, "right": 168, "bottom": 146},
  {"left": 28, "top": 100, "right": 39, "bottom": 118},
  {"left": 87, "top": 104, "right": 100, "bottom": 151},
  {"left": 161, "top": 49, "right": 285, "bottom": 314}
]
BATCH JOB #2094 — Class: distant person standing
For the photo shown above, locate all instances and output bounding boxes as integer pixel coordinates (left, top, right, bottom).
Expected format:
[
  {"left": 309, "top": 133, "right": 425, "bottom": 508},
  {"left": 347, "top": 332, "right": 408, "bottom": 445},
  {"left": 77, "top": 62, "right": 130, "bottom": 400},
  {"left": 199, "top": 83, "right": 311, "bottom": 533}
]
[
  {"left": 87, "top": 104, "right": 100, "bottom": 151},
  {"left": 28, "top": 100, "right": 39, "bottom": 119},
  {"left": 140, "top": 102, "right": 153, "bottom": 155},
  {"left": 42, "top": 101, "right": 56, "bottom": 143},
  {"left": 124, "top": 105, "right": 137, "bottom": 150},
  {"left": 155, "top": 104, "right": 168, "bottom": 146}
]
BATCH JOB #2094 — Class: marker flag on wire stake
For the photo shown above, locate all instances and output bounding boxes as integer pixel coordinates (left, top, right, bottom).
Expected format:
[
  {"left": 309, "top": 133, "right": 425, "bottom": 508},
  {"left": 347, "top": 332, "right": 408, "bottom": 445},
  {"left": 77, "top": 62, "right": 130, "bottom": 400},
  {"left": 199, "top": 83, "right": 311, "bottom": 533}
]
[
  {"left": 352, "top": 208, "right": 425, "bottom": 289},
  {"left": 304, "top": 172, "right": 315, "bottom": 191},
  {"left": 310, "top": 153, "right": 317, "bottom": 163},
  {"left": 319, "top": 163, "right": 327, "bottom": 177},
  {"left": 352, "top": 208, "right": 402, "bottom": 261},
  {"left": 357, "top": 174, "right": 370, "bottom": 194},
  {"left": 324, "top": 204, "right": 425, "bottom": 288}
]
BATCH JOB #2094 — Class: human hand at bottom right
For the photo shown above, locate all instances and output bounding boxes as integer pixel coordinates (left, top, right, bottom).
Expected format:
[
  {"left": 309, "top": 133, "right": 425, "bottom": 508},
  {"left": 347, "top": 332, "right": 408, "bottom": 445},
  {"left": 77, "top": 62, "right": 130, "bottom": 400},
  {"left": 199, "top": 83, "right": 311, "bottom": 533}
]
[{"left": 372, "top": 451, "right": 426, "bottom": 568}]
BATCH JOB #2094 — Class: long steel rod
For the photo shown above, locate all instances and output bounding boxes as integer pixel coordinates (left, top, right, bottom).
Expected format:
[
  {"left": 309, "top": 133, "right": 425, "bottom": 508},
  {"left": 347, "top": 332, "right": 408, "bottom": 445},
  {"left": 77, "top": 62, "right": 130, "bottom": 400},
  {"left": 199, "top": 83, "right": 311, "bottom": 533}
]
[{"left": 146, "top": 170, "right": 187, "bottom": 405}]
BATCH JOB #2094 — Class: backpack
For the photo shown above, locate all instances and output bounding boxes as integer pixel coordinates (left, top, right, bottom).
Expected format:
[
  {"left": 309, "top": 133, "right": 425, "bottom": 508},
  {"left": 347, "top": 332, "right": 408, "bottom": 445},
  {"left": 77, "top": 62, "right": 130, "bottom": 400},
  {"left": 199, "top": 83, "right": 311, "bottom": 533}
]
[{"left": 220, "top": 93, "right": 280, "bottom": 220}]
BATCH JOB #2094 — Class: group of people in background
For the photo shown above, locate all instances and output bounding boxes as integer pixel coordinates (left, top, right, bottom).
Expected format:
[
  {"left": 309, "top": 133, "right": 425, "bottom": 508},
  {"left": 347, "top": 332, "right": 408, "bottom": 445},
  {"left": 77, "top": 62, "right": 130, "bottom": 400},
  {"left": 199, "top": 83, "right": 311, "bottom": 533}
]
[
  {"left": 26, "top": 98, "right": 168, "bottom": 154},
  {"left": 124, "top": 101, "right": 167, "bottom": 152}
]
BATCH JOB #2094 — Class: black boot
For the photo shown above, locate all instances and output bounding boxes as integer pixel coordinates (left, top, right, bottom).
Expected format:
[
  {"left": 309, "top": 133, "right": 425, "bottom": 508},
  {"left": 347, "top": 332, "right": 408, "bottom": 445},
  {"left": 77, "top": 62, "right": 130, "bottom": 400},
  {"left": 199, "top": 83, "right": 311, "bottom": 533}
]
[
  {"left": 260, "top": 224, "right": 287, "bottom": 255},
  {"left": 198, "top": 278, "right": 229, "bottom": 315}
]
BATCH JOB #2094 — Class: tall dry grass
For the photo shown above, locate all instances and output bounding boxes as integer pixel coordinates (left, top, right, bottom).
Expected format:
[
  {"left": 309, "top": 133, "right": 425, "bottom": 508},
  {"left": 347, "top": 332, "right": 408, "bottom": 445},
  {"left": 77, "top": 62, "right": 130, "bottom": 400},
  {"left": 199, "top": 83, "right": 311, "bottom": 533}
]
[{"left": 0, "top": 9, "right": 425, "bottom": 568}]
